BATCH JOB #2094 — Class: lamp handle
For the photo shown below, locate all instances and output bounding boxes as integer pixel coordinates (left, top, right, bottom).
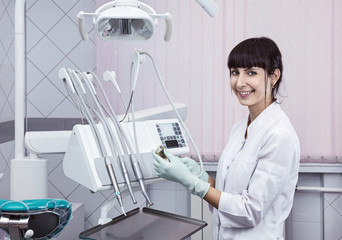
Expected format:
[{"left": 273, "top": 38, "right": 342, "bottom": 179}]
[
  {"left": 164, "top": 13, "right": 172, "bottom": 42},
  {"left": 77, "top": 12, "right": 88, "bottom": 40}
]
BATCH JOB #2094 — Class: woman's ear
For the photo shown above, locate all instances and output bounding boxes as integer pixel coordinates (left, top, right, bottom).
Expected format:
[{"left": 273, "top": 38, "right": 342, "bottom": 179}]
[{"left": 271, "top": 68, "right": 281, "bottom": 86}]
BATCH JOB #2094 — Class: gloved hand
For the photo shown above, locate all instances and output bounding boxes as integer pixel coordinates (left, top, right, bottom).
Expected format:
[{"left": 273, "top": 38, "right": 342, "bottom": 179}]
[
  {"left": 152, "top": 149, "right": 210, "bottom": 198},
  {"left": 179, "top": 157, "right": 209, "bottom": 183}
]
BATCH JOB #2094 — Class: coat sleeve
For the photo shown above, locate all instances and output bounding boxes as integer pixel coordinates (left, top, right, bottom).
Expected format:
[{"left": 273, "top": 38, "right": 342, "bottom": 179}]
[{"left": 217, "top": 128, "right": 298, "bottom": 228}]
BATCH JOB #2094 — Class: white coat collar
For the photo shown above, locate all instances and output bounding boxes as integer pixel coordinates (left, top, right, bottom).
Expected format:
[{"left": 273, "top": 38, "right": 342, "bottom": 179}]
[{"left": 246, "top": 101, "right": 281, "bottom": 139}]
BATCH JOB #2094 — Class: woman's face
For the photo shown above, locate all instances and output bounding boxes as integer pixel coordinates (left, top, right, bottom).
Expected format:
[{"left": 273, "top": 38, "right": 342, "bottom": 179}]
[{"left": 230, "top": 67, "right": 273, "bottom": 115}]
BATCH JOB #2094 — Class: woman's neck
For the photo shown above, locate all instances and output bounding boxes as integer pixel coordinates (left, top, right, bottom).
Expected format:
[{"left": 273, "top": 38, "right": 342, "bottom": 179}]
[{"left": 248, "top": 99, "right": 273, "bottom": 123}]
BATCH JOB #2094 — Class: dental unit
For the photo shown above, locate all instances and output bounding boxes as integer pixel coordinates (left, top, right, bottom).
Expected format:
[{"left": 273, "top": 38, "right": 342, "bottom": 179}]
[{"left": 5, "top": 0, "right": 219, "bottom": 238}]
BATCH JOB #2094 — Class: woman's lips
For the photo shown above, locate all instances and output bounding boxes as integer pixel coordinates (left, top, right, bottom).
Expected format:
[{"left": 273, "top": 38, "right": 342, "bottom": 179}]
[{"left": 238, "top": 90, "right": 254, "bottom": 98}]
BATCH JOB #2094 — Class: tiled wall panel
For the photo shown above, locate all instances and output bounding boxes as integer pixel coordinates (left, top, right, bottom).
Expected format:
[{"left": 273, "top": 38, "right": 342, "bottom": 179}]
[
  {"left": 0, "top": 141, "right": 14, "bottom": 199},
  {"left": 0, "top": 0, "right": 15, "bottom": 123},
  {"left": 26, "top": 0, "right": 96, "bottom": 118}
]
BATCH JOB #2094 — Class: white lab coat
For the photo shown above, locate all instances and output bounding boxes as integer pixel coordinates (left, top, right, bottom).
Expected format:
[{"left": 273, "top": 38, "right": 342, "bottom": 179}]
[{"left": 212, "top": 102, "right": 300, "bottom": 240}]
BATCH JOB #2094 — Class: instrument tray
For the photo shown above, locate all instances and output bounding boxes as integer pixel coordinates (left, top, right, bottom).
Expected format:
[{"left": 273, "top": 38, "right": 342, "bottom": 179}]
[{"left": 79, "top": 207, "right": 207, "bottom": 240}]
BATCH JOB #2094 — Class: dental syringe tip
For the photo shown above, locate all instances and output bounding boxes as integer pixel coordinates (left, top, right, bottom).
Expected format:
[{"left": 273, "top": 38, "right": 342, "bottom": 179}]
[{"left": 121, "top": 206, "right": 127, "bottom": 216}]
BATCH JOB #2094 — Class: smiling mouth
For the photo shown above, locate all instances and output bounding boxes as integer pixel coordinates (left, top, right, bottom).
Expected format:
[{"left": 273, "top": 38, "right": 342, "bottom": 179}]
[{"left": 238, "top": 90, "right": 254, "bottom": 97}]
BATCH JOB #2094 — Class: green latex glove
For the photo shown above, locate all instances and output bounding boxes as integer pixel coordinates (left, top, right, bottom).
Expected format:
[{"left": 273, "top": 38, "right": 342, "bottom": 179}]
[
  {"left": 179, "top": 157, "right": 209, "bottom": 183},
  {"left": 152, "top": 150, "right": 210, "bottom": 198}
]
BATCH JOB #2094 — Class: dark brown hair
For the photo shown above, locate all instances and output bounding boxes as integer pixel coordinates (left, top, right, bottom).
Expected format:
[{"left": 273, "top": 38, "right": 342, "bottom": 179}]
[{"left": 227, "top": 37, "right": 283, "bottom": 100}]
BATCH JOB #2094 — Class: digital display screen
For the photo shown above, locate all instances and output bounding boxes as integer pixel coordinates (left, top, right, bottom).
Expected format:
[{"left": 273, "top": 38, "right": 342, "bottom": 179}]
[{"left": 165, "top": 140, "right": 179, "bottom": 148}]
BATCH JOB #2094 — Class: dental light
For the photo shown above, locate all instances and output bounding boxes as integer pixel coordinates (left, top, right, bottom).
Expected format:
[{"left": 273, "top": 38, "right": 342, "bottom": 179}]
[
  {"left": 78, "top": 0, "right": 219, "bottom": 42},
  {"left": 78, "top": 0, "right": 172, "bottom": 42}
]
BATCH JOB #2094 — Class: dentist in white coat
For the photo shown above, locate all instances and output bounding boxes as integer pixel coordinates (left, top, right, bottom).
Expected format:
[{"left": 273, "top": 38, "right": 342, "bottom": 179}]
[{"left": 153, "top": 37, "right": 300, "bottom": 240}]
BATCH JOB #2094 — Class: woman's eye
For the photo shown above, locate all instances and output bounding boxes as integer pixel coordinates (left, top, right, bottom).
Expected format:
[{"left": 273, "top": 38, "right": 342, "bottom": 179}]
[
  {"left": 231, "top": 70, "right": 239, "bottom": 76},
  {"left": 247, "top": 71, "right": 257, "bottom": 76}
]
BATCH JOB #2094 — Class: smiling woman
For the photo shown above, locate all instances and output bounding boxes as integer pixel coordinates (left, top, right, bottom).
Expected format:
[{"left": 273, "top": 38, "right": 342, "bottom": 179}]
[
  {"left": 152, "top": 37, "right": 300, "bottom": 240},
  {"left": 228, "top": 37, "right": 283, "bottom": 123}
]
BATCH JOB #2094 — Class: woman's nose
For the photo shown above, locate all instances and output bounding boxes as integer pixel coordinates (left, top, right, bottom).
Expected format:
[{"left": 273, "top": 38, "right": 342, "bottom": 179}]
[{"left": 236, "top": 75, "right": 246, "bottom": 88}]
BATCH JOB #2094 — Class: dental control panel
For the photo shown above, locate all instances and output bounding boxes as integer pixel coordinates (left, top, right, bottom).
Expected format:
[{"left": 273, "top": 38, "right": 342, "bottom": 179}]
[
  {"left": 156, "top": 122, "right": 186, "bottom": 149},
  {"left": 63, "top": 118, "right": 189, "bottom": 192},
  {"left": 121, "top": 119, "right": 189, "bottom": 155}
]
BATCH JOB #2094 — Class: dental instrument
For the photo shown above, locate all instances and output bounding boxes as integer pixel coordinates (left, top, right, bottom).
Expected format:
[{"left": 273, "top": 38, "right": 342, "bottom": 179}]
[
  {"left": 64, "top": 69, "right": 126, "bottom": 215},
  {"left": 72, "top": 70, "right": 127, "bottom": 215},
  {"left": 89, "top": 71, "right": 153, "bottom": 207},
  {"left": 103, "top": 71, "right": 128, "bottom": 114},
  {"left": 80, "top": 72, "right": 137, "bottom": 205}
]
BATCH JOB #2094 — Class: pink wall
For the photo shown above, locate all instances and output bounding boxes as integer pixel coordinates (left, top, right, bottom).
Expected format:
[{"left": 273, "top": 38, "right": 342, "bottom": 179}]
[{"left": 96, "top": 0, "right": 342, "bottom": 162}]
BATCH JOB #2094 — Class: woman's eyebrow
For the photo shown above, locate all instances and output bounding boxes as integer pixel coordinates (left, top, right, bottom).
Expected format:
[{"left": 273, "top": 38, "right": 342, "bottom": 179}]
[{"left": 244, "top": 67, "right": 258, "bottom": 71}]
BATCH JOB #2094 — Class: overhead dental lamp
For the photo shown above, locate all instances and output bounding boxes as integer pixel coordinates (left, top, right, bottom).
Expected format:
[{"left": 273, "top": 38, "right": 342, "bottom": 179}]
[
  {"left": 78, "top": 0, "right": 172, "bottom": 42},
  {"left": 77, "top": 0, "right": 218, "bottom": 42}
]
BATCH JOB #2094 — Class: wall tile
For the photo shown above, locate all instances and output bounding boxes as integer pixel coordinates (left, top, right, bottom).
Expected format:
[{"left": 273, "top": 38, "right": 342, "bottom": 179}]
[
  {"left": 291, "top": 222, "right": 322, "bottom": 240},
  {"left": 0, "top": 57, "right": 14, "bottom": 96},
  {"left": 26, "top": 60, "right": 45, "bottom": 94},
  {"left": 48, "top": 98, "right": 80, "bottom": 118},
  {"left": 51, "top": 0, "right": 79, "bottom": 13},
  {"left": 0, "top": 102, "right": 14, "bottom": 122},
  {"left": 0, "top": 87, "right": 6, "bottom": 113},
  {"left": 330, "top": 194, "right": 342, "bottom": 216},
  {"left": 292, "top": 174, "right": 322, "bottom": 222},
  {"left": 40, "top": 153, "right": 63, "bottom": 174},
  {"left": 150, "top": 189, "right": 177, "bottom": 213},
  {"left": 0, "top": 141, "right": 12, "bottom": 199},
  {"left": 0, "top": 166, "right": 10, "bottom": 199},
  {"left": 27, "top": 118, "right": 64, "bottom": 131},
  {"left": 26, "top": 0, "right": 64, "bottom": 34},
  {"left": 176, "top": 188, "right": 190, "bottom": 216},
  {"left": 47, "top": 16, "right": 82, "bottom": 55},
  {"left": 0, "top": 1, "right": 5, "bottom": 16},
  {"left": 67, "top": 184, "right": 107, "bottom": 221},
  {"left": 0, "top": 121, "right": 14, "bottom": 143},
  {"left": 48, "top": 163, "right": 80, "bottom": 198},
  {"left": 67, "top": 39, "right": 96, "bottom": 71},
  {"left": 0, "top": 141, "right": 14, "bottom": 163},
  {"left": 324, "top": 205, "right": 342, "bottom": 240},
  {"left": 27, "top": 79, "right": 66, "bottom": 117},
  {"left": 27, "top": 37, "right": 65, "bottom": 76},
  {"left": 291, "top": 191, "right": 322, "bottom": 222},
  {"left": 47, "top": 181, "right": 65, "bottom": 200},
  {"left": 323, "top": 174, "right": 342, "bottom": 204},
  {"left": 26, "top": 18, "right": 45, "bottom": 52},
  {"left": 26, "top": 100, "right": 45, "bottom": 118},
  {"left": 0, "top": 9, "right": 14, "bottom": 51},
  {"left": 149, "top": 180, "right": 177, "bottom": 190},
  {"left": 0, "top": 152, "right": 7, "bottom": 173}
]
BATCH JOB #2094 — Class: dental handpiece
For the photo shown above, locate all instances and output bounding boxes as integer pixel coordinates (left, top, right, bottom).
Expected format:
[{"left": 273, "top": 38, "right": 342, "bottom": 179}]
[
  {"left": 66, "top": 70, "right": 126, "bottom": 215},
  {"left": 76, "top": 72, "right": 126, "bottom": 215},
  {"left": 90, "top": 70, "right": 153, "bottom": 207},
  {"left": 105, "top": 159, "right": 125, "bottom": 215},
  {"left": 81, "top": 72, "right": 137, "bottom": 205},
  {"left": 131, "top": 155, "right": 153, "bottom": 207}
]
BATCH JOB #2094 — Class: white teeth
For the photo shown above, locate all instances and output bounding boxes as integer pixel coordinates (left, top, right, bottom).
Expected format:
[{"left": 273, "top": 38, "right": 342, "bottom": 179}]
[{"left": 239, "top": 91, "right": 252, "bottom": 95}]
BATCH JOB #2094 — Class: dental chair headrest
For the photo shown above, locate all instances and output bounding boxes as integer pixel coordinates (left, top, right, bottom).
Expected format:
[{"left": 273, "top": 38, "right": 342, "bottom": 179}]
[{"left": 0, "top": 199, "right": 72, "bottom": 240}]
